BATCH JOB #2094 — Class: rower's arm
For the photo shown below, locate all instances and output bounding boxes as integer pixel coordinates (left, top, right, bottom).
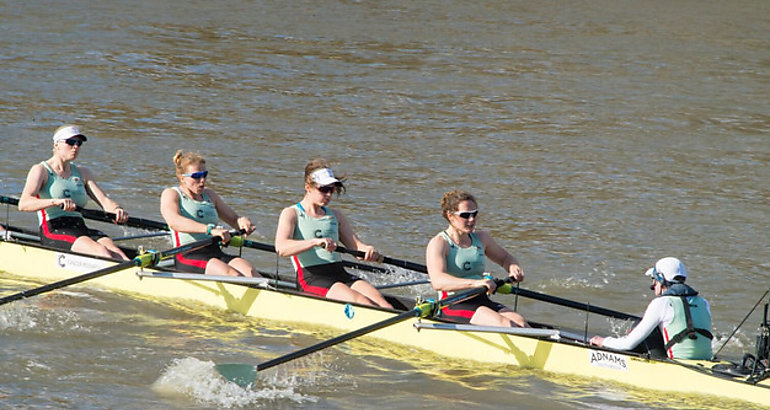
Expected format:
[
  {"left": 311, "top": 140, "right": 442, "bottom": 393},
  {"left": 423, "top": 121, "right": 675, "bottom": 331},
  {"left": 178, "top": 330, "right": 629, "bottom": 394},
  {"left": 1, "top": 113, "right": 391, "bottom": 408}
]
[
  {"left": 207, "top": 189, "right": 255, "bottom": 235},
  {"left": 18, "top": 164, "right": 55, "bottom": 212},
  {"left": 336, "top": 210, "right": 380, "bottom": 262},
  {"left": 274, "top": 206, "right": 324, "bottom": 257},
  {"left": 602, "top": 298, "right": 667, "bottom": 351},
  {"left": 478, "top": 231, "right": 524, "bottom": 282},
  {"left": 80, "top": 166, "right": 124, "bottom": 215}
]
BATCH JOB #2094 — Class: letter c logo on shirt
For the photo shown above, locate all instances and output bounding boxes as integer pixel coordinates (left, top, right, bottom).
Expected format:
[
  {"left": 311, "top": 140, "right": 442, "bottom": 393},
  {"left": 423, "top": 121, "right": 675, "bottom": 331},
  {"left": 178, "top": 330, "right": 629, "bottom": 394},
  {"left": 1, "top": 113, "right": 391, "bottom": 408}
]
[
  {"left": 463, "top": 261, "right": 472, "bottom": 271},
  {"left": 314, "top": 229, "right": 323, "bottom": 238},
  {"left": 196, "top": 210, "right": 204, "bottom": 218},
  {"left": 63, "top": 189, "right": 71, "bottom": 198}
]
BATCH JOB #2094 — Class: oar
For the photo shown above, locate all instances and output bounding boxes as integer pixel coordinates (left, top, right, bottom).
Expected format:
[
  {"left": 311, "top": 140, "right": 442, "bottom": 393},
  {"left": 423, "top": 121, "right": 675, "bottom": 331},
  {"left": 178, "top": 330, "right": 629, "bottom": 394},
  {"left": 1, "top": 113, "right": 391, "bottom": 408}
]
[
  {"left": 495, "top": 282, "right": 639, "bottom": 321},
  {"left": 337, "top": 246, "right": 639, "bottom": 321},
  {"left": 0, "top": 236, "right": 222, "bottom": 306},
  {"left": 376, "top": 279, "right": 431, "bottom": 290},
  {"left": 134, "top": 271, "right": 298, "bottom": 290},
  {"left": 113, "top": 231, "right": 171, "bottom": 241},
  {"left": 214, "top": 286, "right": 489, "bottom": 387},
  {"left": 240, "top": 239, "right": 391, "bottom": 274},
  {"left": 335, "top": 246, "right": 427, "bottom": 273},
  {"left": 0, "top": 195, "right": 170, "bottom": 231}
]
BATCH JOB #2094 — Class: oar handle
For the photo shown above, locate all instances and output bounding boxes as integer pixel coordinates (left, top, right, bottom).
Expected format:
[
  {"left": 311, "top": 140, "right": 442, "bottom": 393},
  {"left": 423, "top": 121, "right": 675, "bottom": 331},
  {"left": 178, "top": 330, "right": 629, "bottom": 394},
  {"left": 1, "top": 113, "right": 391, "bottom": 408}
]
[{"left": 335, "top": 246, "right": 428, "bottom": 273}]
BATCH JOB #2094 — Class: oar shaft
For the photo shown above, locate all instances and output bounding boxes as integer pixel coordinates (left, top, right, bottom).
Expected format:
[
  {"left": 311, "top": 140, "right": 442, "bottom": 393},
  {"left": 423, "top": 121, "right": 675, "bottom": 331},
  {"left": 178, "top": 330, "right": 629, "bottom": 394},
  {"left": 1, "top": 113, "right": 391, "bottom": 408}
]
[
  {"left": 0, "top": 236, "right": 219, "bottom": 306},
  {"left": 0, "top": 195, "right": 169, "bottom": 231},
  {"left": 77, "top": 207, "right": 169, "bottom": 231},
  {"left": 242, "top": 239, "right": 275, "bottom": 253},
  {"left": 255, "top": 286, "right": 486, "bottom": 372},
  {"left": 335, "top": 246, "right": 427, "bottom": 273},
  {"left": 256, "top": 309, "right": 416, "bottom": 371},
  {"left": 498, "top": 284, "right": 639, "bottom": 321},
  {"left": 0, "top": 260, "right": 139, "bottom": 305}
]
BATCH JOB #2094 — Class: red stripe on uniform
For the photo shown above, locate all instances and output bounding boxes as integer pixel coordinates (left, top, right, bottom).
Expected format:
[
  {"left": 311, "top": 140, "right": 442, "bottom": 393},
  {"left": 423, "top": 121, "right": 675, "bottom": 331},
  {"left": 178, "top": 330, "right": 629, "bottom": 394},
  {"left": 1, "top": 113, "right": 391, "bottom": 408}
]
[
  {"left": 39, "top": 208, "right": 77, "bottom": 244},
  {"left": 173, "top": 231, "right": 208, "bottom": 269},
  {"left": 294, "top": 255, "right": 329, "bottom": 297},
  {"left": 438, "top": 290, "right": 475, "bottom": 319},
  {"left": 663, "top": 327, "right": 673, "bottom": 358}
]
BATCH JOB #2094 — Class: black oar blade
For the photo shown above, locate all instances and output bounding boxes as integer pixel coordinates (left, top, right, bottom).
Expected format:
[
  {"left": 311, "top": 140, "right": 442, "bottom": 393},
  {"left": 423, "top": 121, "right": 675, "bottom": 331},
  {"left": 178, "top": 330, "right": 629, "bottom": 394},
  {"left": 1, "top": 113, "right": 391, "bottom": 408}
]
[{"left": 214, "top": 363, "right": 258, "bottom": 387}]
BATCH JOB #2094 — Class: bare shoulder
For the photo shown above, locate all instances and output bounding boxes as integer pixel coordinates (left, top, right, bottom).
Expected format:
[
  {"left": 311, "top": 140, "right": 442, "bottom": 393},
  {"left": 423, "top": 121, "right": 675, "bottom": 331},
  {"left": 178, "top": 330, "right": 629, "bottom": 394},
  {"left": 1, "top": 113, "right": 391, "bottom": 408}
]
[
  {"left": 427, "top": 233, "right": 448, "bottom": 250},
  {"left": 26, "top": 163, "right": 46, "bottom": 177},
  {"left": 279, "top": 206, "right": 298, "bottom": 219},
  {"left": 160, "top": 187, "right": 180, "bottom": 200}
]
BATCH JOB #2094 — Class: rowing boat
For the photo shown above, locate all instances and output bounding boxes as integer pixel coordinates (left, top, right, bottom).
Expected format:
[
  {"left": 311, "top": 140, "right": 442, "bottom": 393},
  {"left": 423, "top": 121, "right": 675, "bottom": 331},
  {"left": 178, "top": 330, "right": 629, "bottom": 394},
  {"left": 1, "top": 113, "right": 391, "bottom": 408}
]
[{"left": 1, "top": 222, "right": 769, "bottom": 407}]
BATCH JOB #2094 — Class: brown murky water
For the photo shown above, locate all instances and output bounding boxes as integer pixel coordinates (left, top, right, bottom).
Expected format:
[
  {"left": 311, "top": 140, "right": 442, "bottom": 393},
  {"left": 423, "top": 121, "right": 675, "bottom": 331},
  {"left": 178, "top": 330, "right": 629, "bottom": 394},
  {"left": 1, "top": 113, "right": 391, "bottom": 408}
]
[{"left": 1, "top": 0, "right": 768, "bottom": 408}]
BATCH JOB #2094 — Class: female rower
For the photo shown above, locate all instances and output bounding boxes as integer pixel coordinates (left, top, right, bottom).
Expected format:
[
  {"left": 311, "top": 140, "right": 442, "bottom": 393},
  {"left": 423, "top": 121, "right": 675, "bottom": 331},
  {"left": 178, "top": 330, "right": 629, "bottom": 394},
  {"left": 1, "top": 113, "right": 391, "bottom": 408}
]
[
  {"left": 160, "top": 150, "right": 259, "bottom": 277},
  {"left": 425, "top": 190, "right": 528, "bottom": 327},
  {"left": 274, "top": 159, "right": 392, "bottom": 308},
  {"left": 18, "top": 125, "right": 129, "bottom": 260}
]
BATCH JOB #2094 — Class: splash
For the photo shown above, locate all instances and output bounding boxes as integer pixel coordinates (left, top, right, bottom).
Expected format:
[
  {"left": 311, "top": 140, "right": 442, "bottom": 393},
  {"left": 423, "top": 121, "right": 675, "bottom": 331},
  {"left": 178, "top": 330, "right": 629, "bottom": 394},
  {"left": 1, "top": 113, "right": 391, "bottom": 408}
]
[
  {"left": 0, "top": 302, "right": 86, "bottom": 333},
  {"left": 153, "top": 357, "right": 318, "bottom": 408}
]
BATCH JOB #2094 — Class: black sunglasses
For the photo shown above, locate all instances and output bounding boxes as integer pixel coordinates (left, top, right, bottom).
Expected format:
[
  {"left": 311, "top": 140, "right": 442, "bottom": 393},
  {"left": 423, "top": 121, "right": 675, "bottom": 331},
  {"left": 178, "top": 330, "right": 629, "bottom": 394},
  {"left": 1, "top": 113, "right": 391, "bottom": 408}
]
[
  {"left": 64, "top": 139, "right": 84, "bottom": 147},
  {"left": 318, "top": 185, "right": 335, "bottom": 194}
]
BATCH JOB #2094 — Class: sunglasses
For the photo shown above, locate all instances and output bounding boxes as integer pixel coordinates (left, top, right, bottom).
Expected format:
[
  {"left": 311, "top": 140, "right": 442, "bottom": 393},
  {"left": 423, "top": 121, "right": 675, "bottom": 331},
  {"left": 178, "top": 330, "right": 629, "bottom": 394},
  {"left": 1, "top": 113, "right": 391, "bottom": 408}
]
[
  {"left": 453, "top": 209, "right": 479, "bottom": 219},
  {"left": 318, "top": 185, "right": 336, "bottom": 194},
  {"left": 64, "top": 139, "right": 84, "bottom": 147},
  {"left": 182, "top": 170, "right": 208, "bottom": 179}
]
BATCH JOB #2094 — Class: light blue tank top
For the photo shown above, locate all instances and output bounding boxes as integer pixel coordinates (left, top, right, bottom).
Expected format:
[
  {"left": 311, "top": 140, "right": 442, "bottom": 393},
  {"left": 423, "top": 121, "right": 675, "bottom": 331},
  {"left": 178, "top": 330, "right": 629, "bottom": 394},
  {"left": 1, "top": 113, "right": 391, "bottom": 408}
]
[
  {"left": 36, "top": 161, "right": 88, "bottom": 225},
  {"left": 439, "top": 231, "right": 486, "bottom": 279},
  {"left": 291, "top": 203, "right": 342, "bottom": 268},
  {"left": 170, "top": 187, "right": 219, "bottom": 246}
]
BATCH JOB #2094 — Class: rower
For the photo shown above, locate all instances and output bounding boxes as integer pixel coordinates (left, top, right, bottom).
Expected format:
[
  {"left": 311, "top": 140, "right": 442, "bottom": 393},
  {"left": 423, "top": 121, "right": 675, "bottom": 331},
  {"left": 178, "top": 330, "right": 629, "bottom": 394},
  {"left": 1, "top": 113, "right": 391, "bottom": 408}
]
[
  {"left": 18, "top": 125, "right": 130, "bottom": 260},
  {"left": 274, "top": 159, "right": 393, "bottom": 308},
  {"left": 160, "top": 150, "right": 260, "bottom": 277},
  {"left": 590, "top": 257, "right": 713, "bottom": 360},
  {"left": 425, "top": 190, "right": 529, "bottom": 328}
]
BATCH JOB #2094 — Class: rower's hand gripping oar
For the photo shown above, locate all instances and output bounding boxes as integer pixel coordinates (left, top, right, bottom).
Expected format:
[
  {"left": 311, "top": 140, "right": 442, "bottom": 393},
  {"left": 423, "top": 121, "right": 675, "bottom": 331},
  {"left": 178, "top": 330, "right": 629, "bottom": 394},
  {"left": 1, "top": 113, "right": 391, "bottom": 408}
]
[
  {"left": 0, "top": 234, "right": 235, "bottom": 306},
  {"left": 214, "top": 285, "right": 490, "bottom": 387}
]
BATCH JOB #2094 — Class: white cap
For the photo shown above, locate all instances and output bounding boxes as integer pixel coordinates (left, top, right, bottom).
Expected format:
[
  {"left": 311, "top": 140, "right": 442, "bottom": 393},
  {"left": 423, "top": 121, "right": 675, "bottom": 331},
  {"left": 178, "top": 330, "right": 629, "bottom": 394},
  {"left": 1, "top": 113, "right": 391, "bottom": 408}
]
[
  {"left": 53, "top": 125, "right": 87, "bottom": 143},
  {"left": 645, "top": 257, "right": 687, "bottom": 283},
  {"left": 310, "top": 168, "right": 339, "bottom": 186}
]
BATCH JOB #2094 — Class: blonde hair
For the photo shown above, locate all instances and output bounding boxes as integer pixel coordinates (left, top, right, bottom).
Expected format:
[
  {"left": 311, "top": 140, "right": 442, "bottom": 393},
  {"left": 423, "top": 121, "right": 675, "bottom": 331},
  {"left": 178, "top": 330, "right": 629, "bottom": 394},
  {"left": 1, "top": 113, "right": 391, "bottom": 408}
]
[
  {"left": 173, "top": 150, "right": 205, "bottom": 175},
  {"left": 440, "top": 190, "right": 477, "bottom": 221},
  {"left": 304, "top": 158, "right": 346, "bottom": 195}
]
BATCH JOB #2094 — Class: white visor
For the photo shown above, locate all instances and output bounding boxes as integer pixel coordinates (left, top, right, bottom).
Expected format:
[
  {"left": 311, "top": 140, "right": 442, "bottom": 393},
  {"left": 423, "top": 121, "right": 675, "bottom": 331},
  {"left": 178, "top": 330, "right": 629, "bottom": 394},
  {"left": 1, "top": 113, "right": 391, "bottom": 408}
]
[
  {"left": 53, "top": 125, "right": 87, "bottom": 142},
  {"left": 311, "top": 168, "right": 339, "bottom": 186}
]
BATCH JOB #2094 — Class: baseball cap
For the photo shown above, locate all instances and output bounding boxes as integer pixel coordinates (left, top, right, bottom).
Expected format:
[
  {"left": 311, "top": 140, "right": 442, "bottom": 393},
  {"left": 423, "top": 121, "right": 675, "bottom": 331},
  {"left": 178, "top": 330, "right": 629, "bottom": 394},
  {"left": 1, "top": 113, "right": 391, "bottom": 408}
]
[{"left": 645, "top": 257, "right": 687, "bottom": 283}]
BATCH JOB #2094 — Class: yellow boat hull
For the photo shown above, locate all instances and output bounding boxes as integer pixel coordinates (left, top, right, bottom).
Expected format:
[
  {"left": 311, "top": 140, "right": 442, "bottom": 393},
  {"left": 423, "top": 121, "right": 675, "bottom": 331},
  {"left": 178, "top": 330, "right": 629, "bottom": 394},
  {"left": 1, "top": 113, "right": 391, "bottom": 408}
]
[{"left": 1, "top": 240, "right": 768, "bottom": 407}]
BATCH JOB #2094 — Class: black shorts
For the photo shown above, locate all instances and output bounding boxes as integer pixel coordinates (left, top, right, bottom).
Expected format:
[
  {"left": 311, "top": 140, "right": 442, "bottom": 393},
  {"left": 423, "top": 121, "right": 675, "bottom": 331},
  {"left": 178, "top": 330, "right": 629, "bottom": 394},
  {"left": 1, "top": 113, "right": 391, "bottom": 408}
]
[
  {"left": 296, "top": 261, "right": 361, "bottom": 297},
  {"left": 174, "top": 243, "right": 237, "bottom": 274},
  {"left": 437, "top": 293, "right": 508, "bottom": 324},
  {"left": 40, "top": 216, "right": 108, "bottom": 251}
]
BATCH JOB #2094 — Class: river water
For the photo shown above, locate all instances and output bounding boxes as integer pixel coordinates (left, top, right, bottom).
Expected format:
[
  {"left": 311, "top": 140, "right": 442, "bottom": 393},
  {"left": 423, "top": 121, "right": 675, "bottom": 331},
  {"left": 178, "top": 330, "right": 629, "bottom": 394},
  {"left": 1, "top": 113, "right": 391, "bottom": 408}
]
[{"left": 0, "top": 0, "right": 768, "bottom": 408}]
